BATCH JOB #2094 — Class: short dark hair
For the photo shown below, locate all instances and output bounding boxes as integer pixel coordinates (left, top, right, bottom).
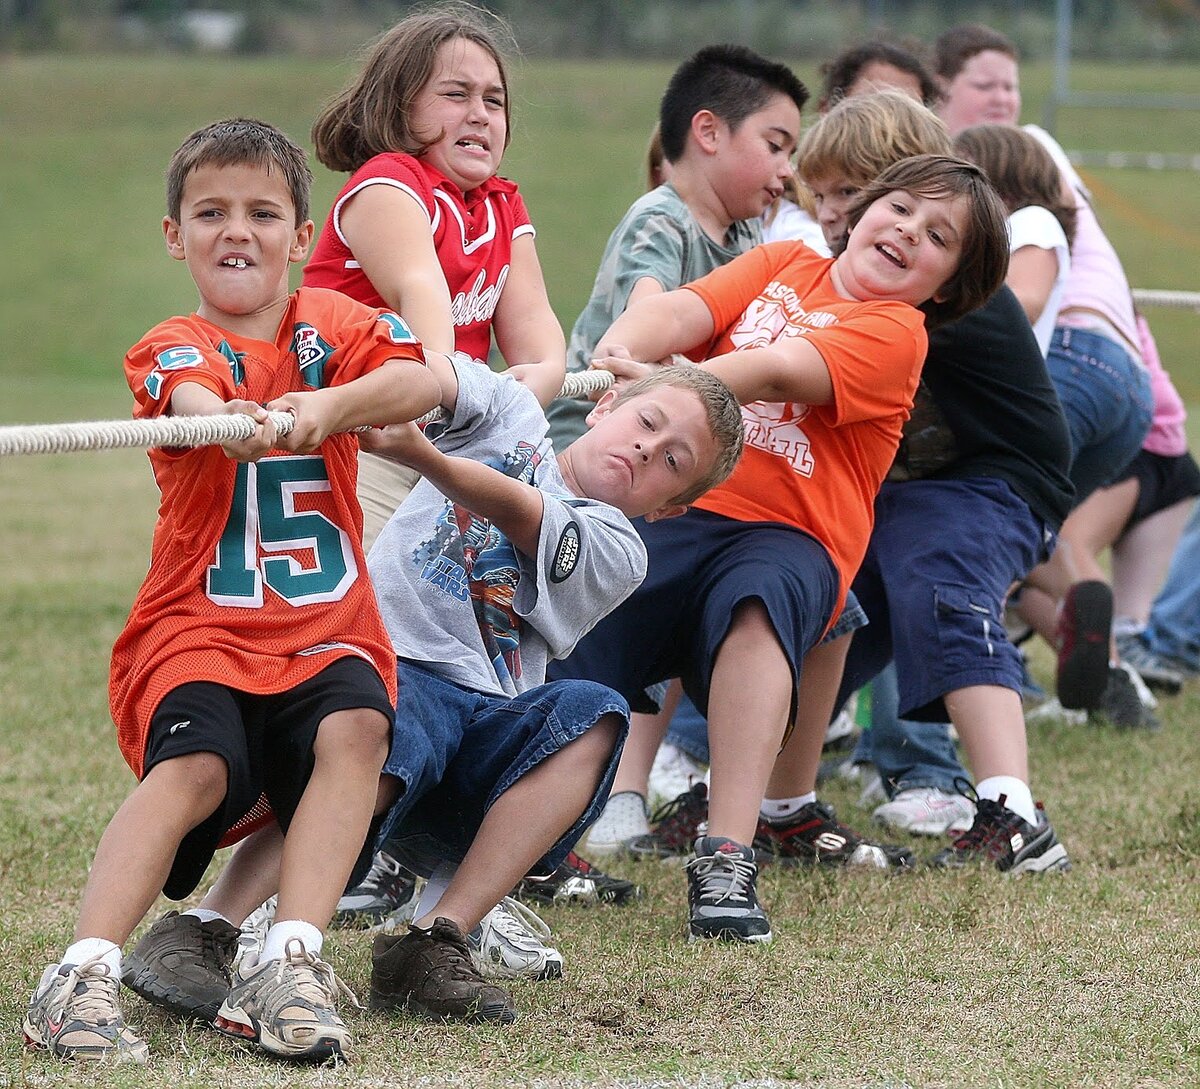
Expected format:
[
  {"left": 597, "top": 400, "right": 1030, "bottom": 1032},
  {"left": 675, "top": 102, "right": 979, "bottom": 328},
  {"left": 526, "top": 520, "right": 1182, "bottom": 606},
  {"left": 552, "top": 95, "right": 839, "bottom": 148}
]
[
  {"left": 166, "top": 118, "right": 312, "bottom": 225},
  {"left": 312, "top": 2, "right": 515, "bottom": 174},
  {"left": 819, "top": 40, "right": 940, "bottom": 110},
  {"left": 659, "top": 44, "right": 809, "bottom": 164},
  {"left": 931, "top": 24, "right": 1018, "bottom": 82},
  {"left": 837, "top": 154, "right": 1010, "bottom": 328}
]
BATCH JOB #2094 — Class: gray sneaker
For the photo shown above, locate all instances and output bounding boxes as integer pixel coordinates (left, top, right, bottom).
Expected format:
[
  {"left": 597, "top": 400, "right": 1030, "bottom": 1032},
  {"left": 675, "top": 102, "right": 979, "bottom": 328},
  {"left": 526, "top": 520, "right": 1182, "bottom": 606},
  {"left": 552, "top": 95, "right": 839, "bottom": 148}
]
[
  {"left": 468, "top": 897, "right": 563, "bottom": 981},
  {"left": 686, "top": 836, "right": 772, "bottom": 944},
  {"left": 1116, "top": 633, "right": 1188, "bottom": 695},
  {"left": 1091, "top": 662, "right": 1161, "bottom": 731},
  {"left": 215, "top": 939, "right": 357, "bottom": 1062},
  {"left": 24, "top": 956, "right": 148, "bottom": 1064},
  {"left": 122, "top": 909, "right": 239, "bottom": 1020}
]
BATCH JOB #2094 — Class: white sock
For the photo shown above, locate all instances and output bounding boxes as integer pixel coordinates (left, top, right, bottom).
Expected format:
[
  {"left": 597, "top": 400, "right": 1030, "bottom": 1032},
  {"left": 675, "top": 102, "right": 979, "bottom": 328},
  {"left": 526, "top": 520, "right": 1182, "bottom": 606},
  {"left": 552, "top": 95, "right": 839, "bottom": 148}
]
[
  {"left": 760, "top": 792, "right": 816, "bottom": 821},
  {"left": 61, "top": 938, "right": 121, "bottom": 977},
  {"left": 414, "top": 862, "right": 458, "bottom": 923},
  {"left": 259, "top": 919, "right": 322, "bottom": 964},
  {"left": 976, "top": 775, "right": 1037, "bottom": 826},
  {"left": 184, "top": 908, "right": 233, "bottom": 925}
]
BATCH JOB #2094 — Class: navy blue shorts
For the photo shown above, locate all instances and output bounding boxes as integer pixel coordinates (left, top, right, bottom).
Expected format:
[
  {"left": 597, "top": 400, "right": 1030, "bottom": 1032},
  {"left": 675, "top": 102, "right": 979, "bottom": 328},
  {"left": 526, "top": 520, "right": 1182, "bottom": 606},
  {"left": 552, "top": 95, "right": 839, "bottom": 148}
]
[
  {"left": 841, "top": 478, "right": 1053, "bottom": 721},
  {"left": 550, "top": 508, "right": 839, "bottom": 721},
  {"left": 144, "top": 656, "right": 393, "bottom": 900},
  {"left": 380, "top": 661, "right": 629, "bottom": 878}
]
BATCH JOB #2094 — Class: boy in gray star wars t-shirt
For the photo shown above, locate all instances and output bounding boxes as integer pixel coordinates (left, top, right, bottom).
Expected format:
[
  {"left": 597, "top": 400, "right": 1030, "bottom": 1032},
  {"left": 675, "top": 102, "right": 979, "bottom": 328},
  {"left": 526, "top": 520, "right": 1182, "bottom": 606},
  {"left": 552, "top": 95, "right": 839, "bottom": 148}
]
[{"left": 360, "top": 350, "right": 743, "bottom": 1023}]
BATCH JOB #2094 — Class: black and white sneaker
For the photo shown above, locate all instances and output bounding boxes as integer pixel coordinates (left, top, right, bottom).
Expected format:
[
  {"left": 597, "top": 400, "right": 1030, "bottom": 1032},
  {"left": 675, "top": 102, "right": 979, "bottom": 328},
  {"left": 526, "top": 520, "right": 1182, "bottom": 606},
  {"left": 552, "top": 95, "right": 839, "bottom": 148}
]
[
  {"left": 334, "top": 849, "right": 419, "bottom": 927},
  {"left": 753, "top": 800, "right": 913, "bottom": 869},
  {"left": 1090, "top": 662, "right": 1162, "bottom": 731},
  {"left": 517, "top": 851, "right": 641, "bottom": 907},
  {"left": 929, "top": 796, "right": 1070, "bottom": 874},
  {"left": 686, "top": 836, "right": 772, "bottom": 944}
]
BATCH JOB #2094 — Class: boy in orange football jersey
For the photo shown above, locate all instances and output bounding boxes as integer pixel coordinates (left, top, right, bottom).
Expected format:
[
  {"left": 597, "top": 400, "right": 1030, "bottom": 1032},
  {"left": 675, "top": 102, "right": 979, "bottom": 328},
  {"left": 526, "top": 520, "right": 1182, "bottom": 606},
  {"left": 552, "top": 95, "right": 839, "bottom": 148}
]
[{"left": 21, "top": 118, "right": 440, "bottom": 1066}]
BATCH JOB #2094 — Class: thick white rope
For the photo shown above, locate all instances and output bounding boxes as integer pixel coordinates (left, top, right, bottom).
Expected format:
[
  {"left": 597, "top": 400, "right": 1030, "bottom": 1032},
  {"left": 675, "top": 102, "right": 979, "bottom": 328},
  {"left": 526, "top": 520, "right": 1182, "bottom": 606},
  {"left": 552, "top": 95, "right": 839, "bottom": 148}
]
[
  {"left": 0, "top": 368, "right": 616, "bottom": 458},
  {"left": 1131, "top": 288, "right": 1200, "bottom": 311}
]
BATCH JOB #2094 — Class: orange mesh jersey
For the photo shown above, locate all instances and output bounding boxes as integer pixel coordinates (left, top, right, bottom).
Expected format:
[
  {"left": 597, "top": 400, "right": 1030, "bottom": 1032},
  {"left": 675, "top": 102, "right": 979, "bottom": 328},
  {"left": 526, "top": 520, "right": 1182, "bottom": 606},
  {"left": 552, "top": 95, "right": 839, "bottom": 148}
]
[
  {"left": 686, "top": 242, "right": 927, "bottom": 615},
  {"left": 111, "top": 287, "right": 421, "bottom": 776}
]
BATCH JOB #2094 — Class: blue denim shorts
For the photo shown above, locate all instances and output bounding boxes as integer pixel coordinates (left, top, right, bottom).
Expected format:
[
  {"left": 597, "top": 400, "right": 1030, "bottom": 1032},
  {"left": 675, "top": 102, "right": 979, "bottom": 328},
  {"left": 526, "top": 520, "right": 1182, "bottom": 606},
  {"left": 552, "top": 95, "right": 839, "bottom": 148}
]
[
  {"left": 842, "top": 477, "right": 1052, "bottom": 721},
  {"left": 380, "top": 661, "right": 629, "bottom": 877},
  {"left": 550, "top": 508, "right": 839, "bottom": 724},
  {"left": 1047, "top": 326, "right": 1153, "bottom": 504}
]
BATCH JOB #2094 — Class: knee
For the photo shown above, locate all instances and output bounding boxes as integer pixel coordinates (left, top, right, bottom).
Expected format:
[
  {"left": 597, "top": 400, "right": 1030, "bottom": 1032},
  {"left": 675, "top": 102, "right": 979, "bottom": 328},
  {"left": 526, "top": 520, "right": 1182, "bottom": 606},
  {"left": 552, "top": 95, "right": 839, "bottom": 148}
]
[
  {"left": 144, "top": 751, "right": 228, "bottom": 813},
  {"left": 315, "top": 708, "right": 391, "bottom": 772}
]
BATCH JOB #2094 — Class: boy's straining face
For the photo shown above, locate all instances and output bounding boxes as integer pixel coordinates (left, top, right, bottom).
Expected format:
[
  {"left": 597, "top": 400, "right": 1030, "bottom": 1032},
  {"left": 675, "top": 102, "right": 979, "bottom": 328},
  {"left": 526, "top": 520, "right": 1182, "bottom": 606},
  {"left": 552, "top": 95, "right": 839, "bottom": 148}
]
[
  {"left": 834, "top": 188, "right": 968, "bottom": 308},
  {"left": 164, "top": 161, "right": 312, "bottom": 337},
  {"left": 412, "top": 37, "right": 507, "bottom": 193},
  {"left": 804, "top": 172, "right": 865, "bottom": 249},
  {"left": 563, "top": 386, "right": 720, "bottom": 521},
  {"left": 711, "top": 92, "right": 801, "bottom": 222}
]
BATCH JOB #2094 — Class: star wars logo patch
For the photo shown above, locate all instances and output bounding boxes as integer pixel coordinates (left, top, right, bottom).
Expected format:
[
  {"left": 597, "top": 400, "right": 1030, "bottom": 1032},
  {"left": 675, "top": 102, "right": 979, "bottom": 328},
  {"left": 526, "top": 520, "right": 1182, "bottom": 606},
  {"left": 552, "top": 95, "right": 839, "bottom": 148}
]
[
  {"left": 291, "top": 323, "right": 335, "bottom": 387},
  {"left": 550, "top": 521, "right": 581, "bottom": 583}
]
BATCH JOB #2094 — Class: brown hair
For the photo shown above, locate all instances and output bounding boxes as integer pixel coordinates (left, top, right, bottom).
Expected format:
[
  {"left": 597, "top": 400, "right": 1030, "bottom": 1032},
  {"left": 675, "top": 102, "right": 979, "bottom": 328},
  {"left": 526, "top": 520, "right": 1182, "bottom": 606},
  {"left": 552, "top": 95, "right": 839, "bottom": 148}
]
[
  {"left": 838, "top": 153, "right": 1011, "bottom": 328},
  {"left": 612, "top": 366, "right": 744, "bottom": 505},
  {"left": 166, "top": 117, "right": 312, "bottom": 225},
  {"left": 819, "top": 39, "right": 940, "bottom": 111},
  {"left": 953, "top": 124, "right": 1077, "bottom": 247},
  {"left": 312, "top": 2, "right": 514, "bottom": 174},
  {"left": 797, "top": 90, "right": 952, "bottom": 190},
  {"left": 931, "top": 24, "right": 1018, "bottom": 82}
]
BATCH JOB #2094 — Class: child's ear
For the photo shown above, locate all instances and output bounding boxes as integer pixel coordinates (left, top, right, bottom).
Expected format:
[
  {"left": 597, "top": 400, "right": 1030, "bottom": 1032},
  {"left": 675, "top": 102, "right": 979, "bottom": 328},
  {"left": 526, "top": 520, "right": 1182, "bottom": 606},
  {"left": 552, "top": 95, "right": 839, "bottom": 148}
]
[
  {"left": 690, "top": 109, "right": 722, "bottom": 155},
  {"left": 163, "top": 217, "right": 186, "bottom": 261},
  {"left": 643, "top": 502, "right": 689, "bottom": 524},
  {"left": 290, "top": 220, "right": 315, "bottom": 264},
  {"left": 584, "top": 388, "right": 620, "bottom": 428}
]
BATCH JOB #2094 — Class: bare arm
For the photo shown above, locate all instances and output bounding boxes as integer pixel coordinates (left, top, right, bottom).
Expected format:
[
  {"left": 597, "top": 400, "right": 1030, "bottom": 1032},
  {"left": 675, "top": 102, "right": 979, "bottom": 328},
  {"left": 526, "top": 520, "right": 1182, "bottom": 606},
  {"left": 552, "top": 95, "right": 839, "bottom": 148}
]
[
  {"left": 594, "top": 287, "right": 716, "bottom": 365},
  {"left": 339, "top": 185, "right": 455, "bottom": 354},
  {"left": 492, "top": 233, "right": 566, "bottom": 408},
  {"left": 269, "top": 359, "right": 442, "bottom": 454},
  {"left": 368, "top": 422, "right": 544, "bottom": 557},
  {"left": 1007, "top": 244, "right": 1060, "bottom": 327},
  {"left": 169, "top": 382, "right": 277, "bottom": 462}
]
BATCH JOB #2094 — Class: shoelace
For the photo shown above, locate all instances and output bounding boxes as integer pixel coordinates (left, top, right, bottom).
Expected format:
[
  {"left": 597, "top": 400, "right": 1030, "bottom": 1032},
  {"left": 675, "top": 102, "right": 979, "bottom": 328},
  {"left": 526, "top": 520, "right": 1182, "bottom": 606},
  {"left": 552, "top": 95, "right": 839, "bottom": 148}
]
[
  {"left": 427, "top": 921, "right": 490, "bottom": 979},
  {"left": 361, "top": 850, "right": 403, "bottom": 893},
  {"left": 275, "top": 939, "right": 362, "bottom": 1011},
  {"left": 50, "top": 956, "right": 120, "bottom": 1025},
  {"left": 648, "top": 783, "right": 708, "bottom": 844},
  {"left": 686, "top": 850, "right": 755, "bottom": 905},
  {"left": 949, "top": 797, "right": 1025, "bottom": 856},
  {"left": 488, "top": 897, "right": 553, "bottom": 949}
]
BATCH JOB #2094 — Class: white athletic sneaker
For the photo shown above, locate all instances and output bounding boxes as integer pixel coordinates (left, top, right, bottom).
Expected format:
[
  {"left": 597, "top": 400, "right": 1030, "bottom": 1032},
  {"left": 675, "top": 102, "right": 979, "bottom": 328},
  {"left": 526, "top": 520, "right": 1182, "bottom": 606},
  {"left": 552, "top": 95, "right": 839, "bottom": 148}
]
[
  {"left": 467, "top": 897, "right": 563, "bottom": 981},
  {"left": 873, "top": 787, "right": 976, "bottom": 837},
  {"left": 824, "top": 692, "right": 858, "bottom": 748},
  {"left": 234, "top": 896, "right": 276, "bottom": 972},
  {"left": 586, "top": 791, "right": 650, "bottom": 856},
  {"left": 648, "top": 743, "right": 708, "bottom": 807}
]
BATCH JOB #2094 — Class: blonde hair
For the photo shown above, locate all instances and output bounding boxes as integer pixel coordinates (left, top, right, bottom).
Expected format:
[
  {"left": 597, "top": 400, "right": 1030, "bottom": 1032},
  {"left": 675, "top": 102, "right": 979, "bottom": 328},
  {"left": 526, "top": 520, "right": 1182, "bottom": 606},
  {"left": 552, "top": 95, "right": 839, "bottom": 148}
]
[{"left": 797, "top": 90, "right": 951, "bottom": 189}]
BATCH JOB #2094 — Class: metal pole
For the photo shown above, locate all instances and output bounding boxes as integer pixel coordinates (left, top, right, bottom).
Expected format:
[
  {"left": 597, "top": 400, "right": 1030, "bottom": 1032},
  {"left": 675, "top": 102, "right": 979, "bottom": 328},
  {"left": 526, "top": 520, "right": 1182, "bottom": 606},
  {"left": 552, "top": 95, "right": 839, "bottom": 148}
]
[{"left": 1044, "top": 0, "right": 1073, "bottom": 134}]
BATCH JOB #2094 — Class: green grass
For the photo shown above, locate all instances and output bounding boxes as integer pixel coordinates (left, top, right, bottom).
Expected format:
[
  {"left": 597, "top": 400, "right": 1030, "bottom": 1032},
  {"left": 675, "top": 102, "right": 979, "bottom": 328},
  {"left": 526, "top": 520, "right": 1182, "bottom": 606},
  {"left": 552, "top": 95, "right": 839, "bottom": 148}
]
[{"left": 3, "top": 54, "right": 1200, "bottom": 1088}]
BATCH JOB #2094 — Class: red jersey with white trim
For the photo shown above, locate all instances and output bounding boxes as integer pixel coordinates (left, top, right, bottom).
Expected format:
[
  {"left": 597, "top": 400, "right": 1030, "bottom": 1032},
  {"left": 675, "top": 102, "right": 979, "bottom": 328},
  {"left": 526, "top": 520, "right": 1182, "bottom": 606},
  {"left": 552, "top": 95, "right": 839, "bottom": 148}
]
[
  {"left": 110, "top": 286, "right": 422, "bottom": 776},
  {"left": 304, "top": 152, "right": 533, "bottom": 363},
  {"left": 686, "top": 242, "right": 927, "bottom": 612}
]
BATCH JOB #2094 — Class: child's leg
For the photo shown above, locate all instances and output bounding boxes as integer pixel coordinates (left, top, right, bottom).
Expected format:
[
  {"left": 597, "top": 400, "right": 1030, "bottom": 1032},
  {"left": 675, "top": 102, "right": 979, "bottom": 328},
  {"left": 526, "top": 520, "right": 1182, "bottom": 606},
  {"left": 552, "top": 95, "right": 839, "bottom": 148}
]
[
  {"left": 274, "top": 706, "right": 390, "bottom": 931},
  {"left": 414, "top": 713, "right": 623, "bottom": 932},
  {"left": 76, "top": 751, "right": 228, "bottom": 947}
]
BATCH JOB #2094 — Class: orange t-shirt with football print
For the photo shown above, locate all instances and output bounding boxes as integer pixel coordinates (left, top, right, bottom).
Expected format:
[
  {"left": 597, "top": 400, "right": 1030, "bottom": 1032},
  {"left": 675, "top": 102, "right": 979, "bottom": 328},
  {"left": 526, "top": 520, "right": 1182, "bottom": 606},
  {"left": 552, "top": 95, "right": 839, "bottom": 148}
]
[
  {"left": 687, "top": 241, "right": 928, "bottom": 612},
  {"left": 110, "top": 286, "right": 421, "bottom": 776}
]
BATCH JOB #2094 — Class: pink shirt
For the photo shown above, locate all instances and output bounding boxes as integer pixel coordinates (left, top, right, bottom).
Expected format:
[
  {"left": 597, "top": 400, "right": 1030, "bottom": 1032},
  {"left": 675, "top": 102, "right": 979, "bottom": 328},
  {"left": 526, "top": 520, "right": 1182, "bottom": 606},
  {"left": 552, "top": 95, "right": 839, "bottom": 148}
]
[{"left": 1137, "top": 312, "right": 1188, "bottom": 457}]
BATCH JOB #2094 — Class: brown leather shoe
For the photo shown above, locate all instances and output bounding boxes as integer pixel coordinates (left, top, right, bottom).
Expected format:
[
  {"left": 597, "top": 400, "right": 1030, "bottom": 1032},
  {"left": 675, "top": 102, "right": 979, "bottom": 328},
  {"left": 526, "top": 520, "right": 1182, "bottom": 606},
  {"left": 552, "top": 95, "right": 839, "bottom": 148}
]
[{"left": 370, "top": 917, "right": 516, "bottom": 1024}]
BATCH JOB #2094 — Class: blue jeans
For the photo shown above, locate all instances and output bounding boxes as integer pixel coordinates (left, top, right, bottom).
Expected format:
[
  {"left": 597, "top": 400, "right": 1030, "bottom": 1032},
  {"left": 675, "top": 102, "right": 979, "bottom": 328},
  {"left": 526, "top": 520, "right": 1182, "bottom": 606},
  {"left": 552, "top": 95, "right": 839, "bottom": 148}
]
[
  {"left": 1142, "top": 502, "right": 1200, "bottom": 671},
  {"left": 852, "top": 663, "right": 966, "bottom": 797},
  {"left": 1047, "top": 326, "right": 1153, "bottom": 504},
  {"left": 380, "top": 661, "right": 629, "bottom": 877}
]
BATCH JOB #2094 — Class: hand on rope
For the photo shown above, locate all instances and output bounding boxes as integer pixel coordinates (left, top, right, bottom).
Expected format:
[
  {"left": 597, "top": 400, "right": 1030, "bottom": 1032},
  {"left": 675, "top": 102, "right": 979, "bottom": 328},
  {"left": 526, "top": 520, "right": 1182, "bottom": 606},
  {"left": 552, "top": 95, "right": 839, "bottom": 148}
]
[{"left": 0, "top": 367, "right": 619, "bottom": 458}]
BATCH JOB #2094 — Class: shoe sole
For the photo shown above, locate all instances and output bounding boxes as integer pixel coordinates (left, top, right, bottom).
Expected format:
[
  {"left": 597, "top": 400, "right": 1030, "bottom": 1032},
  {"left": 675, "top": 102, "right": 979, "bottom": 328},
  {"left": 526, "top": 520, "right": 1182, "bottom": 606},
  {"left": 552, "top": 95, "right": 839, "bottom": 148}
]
[
  {"left": 370, "top": 992, "right": 517, "bottom": 1024},
  {"left": 1010, "top": 843, "right": 1071, "bottom": 875},
  {"left": 121, "top": 960, "right": 224, "bottom": 1022},
  {"left": 214, "top": 1008, "right": 349, "bottom": 1062},
  {"left": 686, "top": 925, "right": 773, "bottom": 944},
  {"left": 1057, "top": 581, "right": 1113, "bottom": 710}
]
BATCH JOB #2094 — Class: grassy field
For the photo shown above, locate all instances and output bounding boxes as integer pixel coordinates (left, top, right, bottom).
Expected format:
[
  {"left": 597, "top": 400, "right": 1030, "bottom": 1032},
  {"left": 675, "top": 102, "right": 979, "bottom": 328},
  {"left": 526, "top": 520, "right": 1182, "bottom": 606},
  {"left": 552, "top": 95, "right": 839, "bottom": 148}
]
[{"left": 2, "top": 54, "right": 1200, "bottom": 1088}]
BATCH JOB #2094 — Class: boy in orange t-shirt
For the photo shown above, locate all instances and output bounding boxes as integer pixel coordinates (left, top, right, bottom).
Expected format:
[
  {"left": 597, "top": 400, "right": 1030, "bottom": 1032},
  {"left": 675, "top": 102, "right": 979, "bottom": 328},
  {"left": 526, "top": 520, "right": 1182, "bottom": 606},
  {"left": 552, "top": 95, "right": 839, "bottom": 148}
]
[
  {"left": 22, "top": 118, "right": 440, "bottom": 1066},
  {"left": 552, "top": 154, "right": 1010, "bottom": 943}
]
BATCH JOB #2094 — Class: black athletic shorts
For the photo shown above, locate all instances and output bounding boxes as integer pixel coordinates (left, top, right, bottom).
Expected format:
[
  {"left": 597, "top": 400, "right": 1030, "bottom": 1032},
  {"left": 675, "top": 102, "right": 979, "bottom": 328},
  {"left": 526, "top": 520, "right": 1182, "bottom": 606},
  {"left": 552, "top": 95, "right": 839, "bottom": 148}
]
[{"left": 143, "top": 655, "right": 392, "bottom": 899}]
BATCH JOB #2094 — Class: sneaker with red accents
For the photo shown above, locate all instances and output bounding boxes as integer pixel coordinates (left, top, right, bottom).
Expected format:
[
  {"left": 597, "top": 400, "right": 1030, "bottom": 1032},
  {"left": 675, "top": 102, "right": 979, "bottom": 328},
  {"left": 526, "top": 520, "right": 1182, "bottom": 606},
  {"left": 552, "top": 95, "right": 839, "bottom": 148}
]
[
  {"left": 516, "top": 850, "right": 640, "bottom": 906},
  {"left": 628, "top": 781, "right": 709, "bottom": 861},
  {"left": 753, "top": 800, "right": 914, "bottom": 869},
  {"left": 929, "top": 796, "right": 1070, "bottom": 874},
  {"left": 1056, "top": 580, "right": 1113, "bottom": 710}
]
